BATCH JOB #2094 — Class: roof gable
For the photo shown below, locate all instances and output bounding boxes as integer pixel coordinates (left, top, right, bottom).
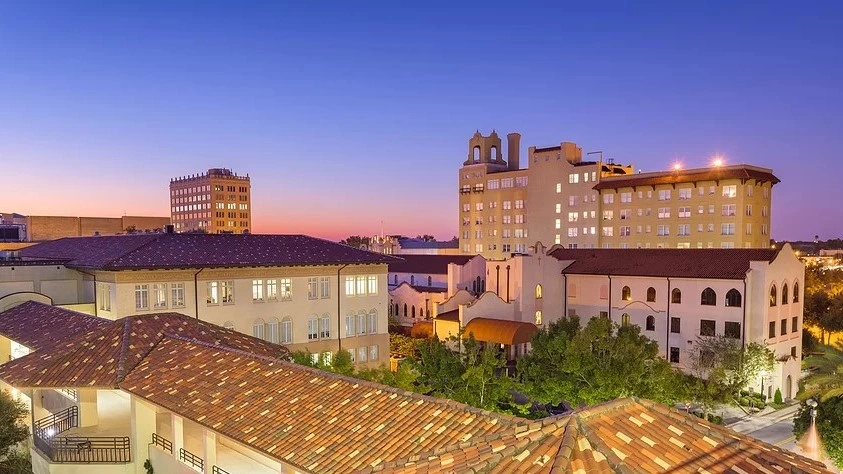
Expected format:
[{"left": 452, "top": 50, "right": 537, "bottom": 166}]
[
  {"left": 21, "top": 234, "right": 400, "bottom": 269},
  {"left": 551, "top": 247, "right": 780, "bottom": 279}
]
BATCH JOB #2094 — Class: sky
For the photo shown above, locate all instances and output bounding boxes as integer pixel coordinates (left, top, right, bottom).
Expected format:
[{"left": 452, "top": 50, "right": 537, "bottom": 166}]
[{"left": 1, "top": 1, "right": 841, "bottom": 242}]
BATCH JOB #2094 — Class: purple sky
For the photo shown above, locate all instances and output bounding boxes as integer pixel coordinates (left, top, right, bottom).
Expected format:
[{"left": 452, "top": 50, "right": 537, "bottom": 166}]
[{"left": 1, "top": 2, "right": 841, "bottom": 241}]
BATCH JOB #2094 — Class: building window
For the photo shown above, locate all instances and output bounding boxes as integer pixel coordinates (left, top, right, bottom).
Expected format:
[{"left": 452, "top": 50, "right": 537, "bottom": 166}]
[
  {"left": 724, "top": 321, "right": 741, "bottom": 339},
  {"left": 646, "top": 315, "right": 655, "bottom": 331},
  {"left": 253, "top": 280, "right": 264, "bottom": 302},
  {"left": 768, "top": 321, "right": 776, "bottom": 339},
  {"left": 721, "top": 223, "right": 735, "bottom": 235},
  {"left": 206, "top": 282, "right": 219, "bottom": 304},
  {"left": 278, "top": 278, "right": 292, "bottom": 301},
  {"left": 356, "top": 276, "right": 366, "bottom": 295},
  {"left": 671, "top": 288, "right": 682, "bottom": 304},
  {"left": 782, "top": 283, "right": 789, "bottom": 305},
  {"left": 346, "top": 313, "right": 356, "bottom": 336},
  {"left": 370, "top": 344, "right": 379, "bottom": 361},
  {"left": 658, "top": 189, "right": 671, "bottom": 201},
  {"left": 700, "top": 319, "right": 715, "bottom": 337},
  {"left": 646, "top": 287, "right": 656, "bottom": 302},
  {"left": 770, "top": 284, "right": 777, "bottom": 307},
  {"left": 135, "top": 284, "right": 149, "bottom": 310},
  {"left": 368, "top": 275, "right": 378, "bottom": 294},
  {"left": 535, "top": 284, "right": 543, "bottom": 299},
  {"left": 308, "top": 277, "right": 318, "bottom": 299},
  {"left": 266, "top": 318, "right": 278, "bottom": 344},
  {"left": 358, "top": 346, "right": 367, "bottom": 363},
  {"left": 345, "top": 276, "right": 355, "bottom": 296},
  {"left": 253, "top": 319, "right": 266, "bottom": 340},
  {"left": 368, "top": 310, "right": 378, "bottom": 334},
  {"left": 282, "top": 318, "right": 293, "bottom": 344},
  {"left": 358, "top": 313, "right": 367, "bottom": 335},
  {"left": 307, "top": 317, "right": 319, "bottom": 340},
  {"left": 669, "top": 347, "right": 680, "bottom": 363},
  {"left": 670, "top": 317, "right": 680, "bottom": 334},
  {"left": 700, "top": 288, "right": 716, "bottom": 306},
  {"left": 263, "top": 279, "right": 276, "bottom": 300},
  {"left": 794, "top": 282, "right": 800, "bottom": 303},
  {"left": 621, "top": 313, "right": 630, "bottom": 326},
  {"left": 319, "top": 277, "right": 330, "bottom": 298},
  {"left": 320, "top": 314, "right": 331, "bottom": 339},
  {"left": 725, "top": 289, "right": 742, "bottom": 307},
  {"left": 97, "top": 284, "right": 112, "bottom": 311},
  {"left": 152, "top": 283, "right": 167, "bottom": 310},
  {"left": 219, "top": 280, "right": 233, "bottom": 304},
  {"left": 792, "top": 316, "right": 798, "bottom": 333},
  {"left": 722, "top": 185, "right": 737, "bottom": 198},
  {"left": 535, "top": 310, "right": 542, "bottom": 325},
  {"left": 780, "top": 318, "right": 787, "bottom": 336}
]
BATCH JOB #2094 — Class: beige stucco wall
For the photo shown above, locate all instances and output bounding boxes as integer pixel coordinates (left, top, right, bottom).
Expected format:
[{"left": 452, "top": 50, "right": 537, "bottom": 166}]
[{"left": 0, "top": 265, "right": 87, "bottom": 306}]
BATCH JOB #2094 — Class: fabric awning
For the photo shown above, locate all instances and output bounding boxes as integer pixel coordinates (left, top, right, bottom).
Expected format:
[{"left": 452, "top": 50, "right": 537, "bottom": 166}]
[{"left": 463, "top": 318, "right": 538, "bottom": 346}]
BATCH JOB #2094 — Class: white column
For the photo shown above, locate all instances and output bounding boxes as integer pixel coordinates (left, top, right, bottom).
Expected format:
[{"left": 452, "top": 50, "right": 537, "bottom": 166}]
[
  {"left": 202, "top": 429, "right": 217, "bottom": 473},
  {"left": 78, "top": 389, "right": 99, "bottom": 427},
  {"left": 170, "top": 413, "right": 184, "bottom": 458},
  {"left": 130, "top": 395, "right": 156, "bottom": 474},
  {"left": 0, "top": 336, "right": 11, "bottom": 363}
]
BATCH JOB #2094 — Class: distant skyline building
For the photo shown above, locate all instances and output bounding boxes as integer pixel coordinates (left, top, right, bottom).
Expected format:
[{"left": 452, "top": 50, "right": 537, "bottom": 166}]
[
  {"left": 458, "top": 130, "right": 779, "bottom": 258},
  {"left": 169, "top": 168, "right": 251, "bottom": 234}
]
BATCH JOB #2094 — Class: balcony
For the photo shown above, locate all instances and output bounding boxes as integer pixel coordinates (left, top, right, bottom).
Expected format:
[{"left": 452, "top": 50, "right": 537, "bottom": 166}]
[{"left": 33, "top": 406, "right": 131, "bottom": 464}]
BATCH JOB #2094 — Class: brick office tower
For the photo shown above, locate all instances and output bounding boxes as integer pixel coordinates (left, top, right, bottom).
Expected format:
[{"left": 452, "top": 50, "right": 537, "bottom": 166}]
[{"left": 169, "top": 168, "right": 251, "bottom": 234}]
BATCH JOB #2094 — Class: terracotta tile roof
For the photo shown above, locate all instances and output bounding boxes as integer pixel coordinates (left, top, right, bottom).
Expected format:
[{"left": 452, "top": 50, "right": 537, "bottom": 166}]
[
  {"left": 371, "top": 398, "right": 831, "bottom": 474},
  {"left": 0, "top": 301, "right": 109, "bottom": 352},
  {"left": 388, "top": 255, "right": 476, "bottom": 275},
  {"left": 20, "top": 234, "right": 400, "bottom": 270},
  {"left": 0, "top": 313, "right": 290, "bottom": 388},
  {"left": 593, "top": 164, "right": 780, "bottom": 190},
  {"left": 551, "top": 247, "right": 780, "bottom": 280},
  {"left": 119, "top": 336, "right": 520, "bottom": 473},
  {"left": 463, "top": 317, "right": 538, "bottom": 345}
]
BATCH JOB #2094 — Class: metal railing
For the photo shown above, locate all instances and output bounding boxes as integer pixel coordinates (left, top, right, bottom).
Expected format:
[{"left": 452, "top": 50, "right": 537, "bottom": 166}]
[
  {"left": 179, "top": 448, "right": 204, "bottom": 471},
  {"left": 34, "top": 406, "right": 78, "bottom": 439},
  {"left": 151, "top": 433, "right": 173, "bottom": 454},
  {"left": 38, "top": 436, "right": 131, "bottom": 463},
  {"left": 212, "top": 466, "right": 231, "bottom": 474},
  {"left": 57, "top": 389, "right": 79, "bottom": 402}
]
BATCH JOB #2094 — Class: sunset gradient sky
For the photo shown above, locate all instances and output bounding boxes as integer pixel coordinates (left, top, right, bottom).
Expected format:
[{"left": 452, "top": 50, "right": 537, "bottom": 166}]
[{"left": 2, "top": 2, "right": 842, "bottom": 241}]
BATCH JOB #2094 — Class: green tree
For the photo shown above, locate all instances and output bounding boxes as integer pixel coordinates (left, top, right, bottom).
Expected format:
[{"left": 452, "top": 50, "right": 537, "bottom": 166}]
[
  {"left": 0, "top": 389, "right": 29, "bottom": 471},
  {"left": 453, "top": 338, "right": 517, "bottom": 412},
  {"left": 410, "top": 336, "right": 465, "bottom": 399},
  {"left": 800, "top": 343, "right": 843, "bottom": 402},
  {"left": 339, "top": 236, "right": 371, "bottom": 249},
  {"left": 688, "top": 336, "right": 774, "bottom": 412},
  {"left": 518, "top": 317, "right": 687, "bottom": 407},
  {"left": 794, "top": 396, "right": 843, "bottom": 468}
]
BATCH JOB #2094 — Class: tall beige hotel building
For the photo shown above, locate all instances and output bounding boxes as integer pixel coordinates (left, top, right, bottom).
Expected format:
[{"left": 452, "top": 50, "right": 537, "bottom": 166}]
[
  {"left": 458, "top": 131, "right": 778, "bottom": 258},
  {"left": 169, "top": 168, "right": 252, "bottom": 234}
]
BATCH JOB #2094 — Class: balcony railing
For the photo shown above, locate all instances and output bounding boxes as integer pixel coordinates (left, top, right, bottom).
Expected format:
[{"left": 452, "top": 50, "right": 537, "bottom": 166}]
[
  {"left": 212, "top": 466, "right": 231, "bottom": 474},
  {"left": 180, "top": 448, "right": 204, "bottom": 471},
  {"left": 34, "top": 406, "right": 78, "bottom": 439},
  {"left": 36, "top": 436, "right": 131, "bottom": 463},
  {"left": 152, "top": 433, "right": 173, "bottom": 454}
]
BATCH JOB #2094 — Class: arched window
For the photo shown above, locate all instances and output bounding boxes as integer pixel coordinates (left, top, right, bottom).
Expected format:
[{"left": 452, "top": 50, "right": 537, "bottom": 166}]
[
  {"left": 536, "top": 284, "right": 543, "bottom": 299},
  {"left": 420, "top": 308, "right": 425, "bottom": 319},
  {"left": 646, "top": 287, "right": 656, "bottom": 302},
  {"left": 252, "top": 319, "right": 265, "bottom": 340},
  {"left": 701, "top": 288, "right": 717, "bottom": 306},
  {"left": 622, "top": 286, "right": 631, "bottom": 301},
  {"left": 223, "top": 321, "right": 235, "bottom": 331},
  {"left": 725, "top": 289, "right": 742, "bottom": 308},
  {"left": 428, "top": 276, "right": 432, "bottom": 286},
  {"left": 794, "top": 282, "right": 800, "bottom": 303},
  {"left": 473, "top": 146, "right": 481, "bottom": 162},
  {"left": 281, "top": 317, "right": 292, "bottom": 344},
  {"left": 481, "top": 278, "right": 486, "bottom": 293},
  {"left": 394, "top": 275, "right": 398, "bottom": 285},
  {"left": 476, "top": 276, "right": 482, "bottom": 294},
  {"left": 782, "top": 283, "right": 789, "bottom": 305},
  {"left": 411, "top": 275, "right": 415, "bottom": 285},
  {"left": 472, "top": 280, "right": 477, "bottom": 294},
  {"left": 671, "top": 288, "right": 682, "bottom": 304},
  {"left": 646, "top": 315, "right": 655, "bottom": 331},
  {"left": 368, "top": 310, "right": 378, "bottom": 334},
  {"left": 535, "top": 310, "right": 542, "bottom": 325},
  {"left": 491, "top": 146, "right": 498, "bottom": 161},
  {"left": 770, "top": 284, "right": 777, "bottom": 307},
  {"left": 394, "top": 303, "right": 399, "bottom": 317},
  {"left": 621, "top": 313, "right": 630, "bottom": 326},
  {"left": 267, "top": 318, "right": 279, "bottom": 344},
  {"left": 411, "top": 305, "right": 416, "bottom": 318},
  {"left": 403, "top": 303, "right": 407, "bottom": 318}
]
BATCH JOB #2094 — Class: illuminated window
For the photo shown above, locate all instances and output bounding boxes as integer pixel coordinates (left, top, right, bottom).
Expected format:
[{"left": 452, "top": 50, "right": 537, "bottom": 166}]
[{"left": 135, "top": 284, "right": 149, "bottom": 310}]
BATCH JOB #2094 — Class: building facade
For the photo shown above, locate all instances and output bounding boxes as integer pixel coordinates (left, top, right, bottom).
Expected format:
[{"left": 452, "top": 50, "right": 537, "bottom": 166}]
[
  {"left": 169, "top": 168, "right": 251, "bottom": 234},
  {"left": 2, "top": 233, "right": 396, "bottom": 367},
  {"left": 1, "top": 213, "right": 170, "bottom": 242},
  {"left": 595, "top": 165, "right": 778, "bottom": 249},
  {"left": 458, "top": 131, "right": 778, "bottom": 257}
]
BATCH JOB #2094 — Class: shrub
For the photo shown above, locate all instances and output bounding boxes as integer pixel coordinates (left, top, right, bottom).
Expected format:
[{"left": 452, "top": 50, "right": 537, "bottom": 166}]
[
  {"left": 774, "top": 388, "right": 783, "bottom": 405},
  {"left": 706, "top": 414, "right": 723, "bottom": 424}
]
